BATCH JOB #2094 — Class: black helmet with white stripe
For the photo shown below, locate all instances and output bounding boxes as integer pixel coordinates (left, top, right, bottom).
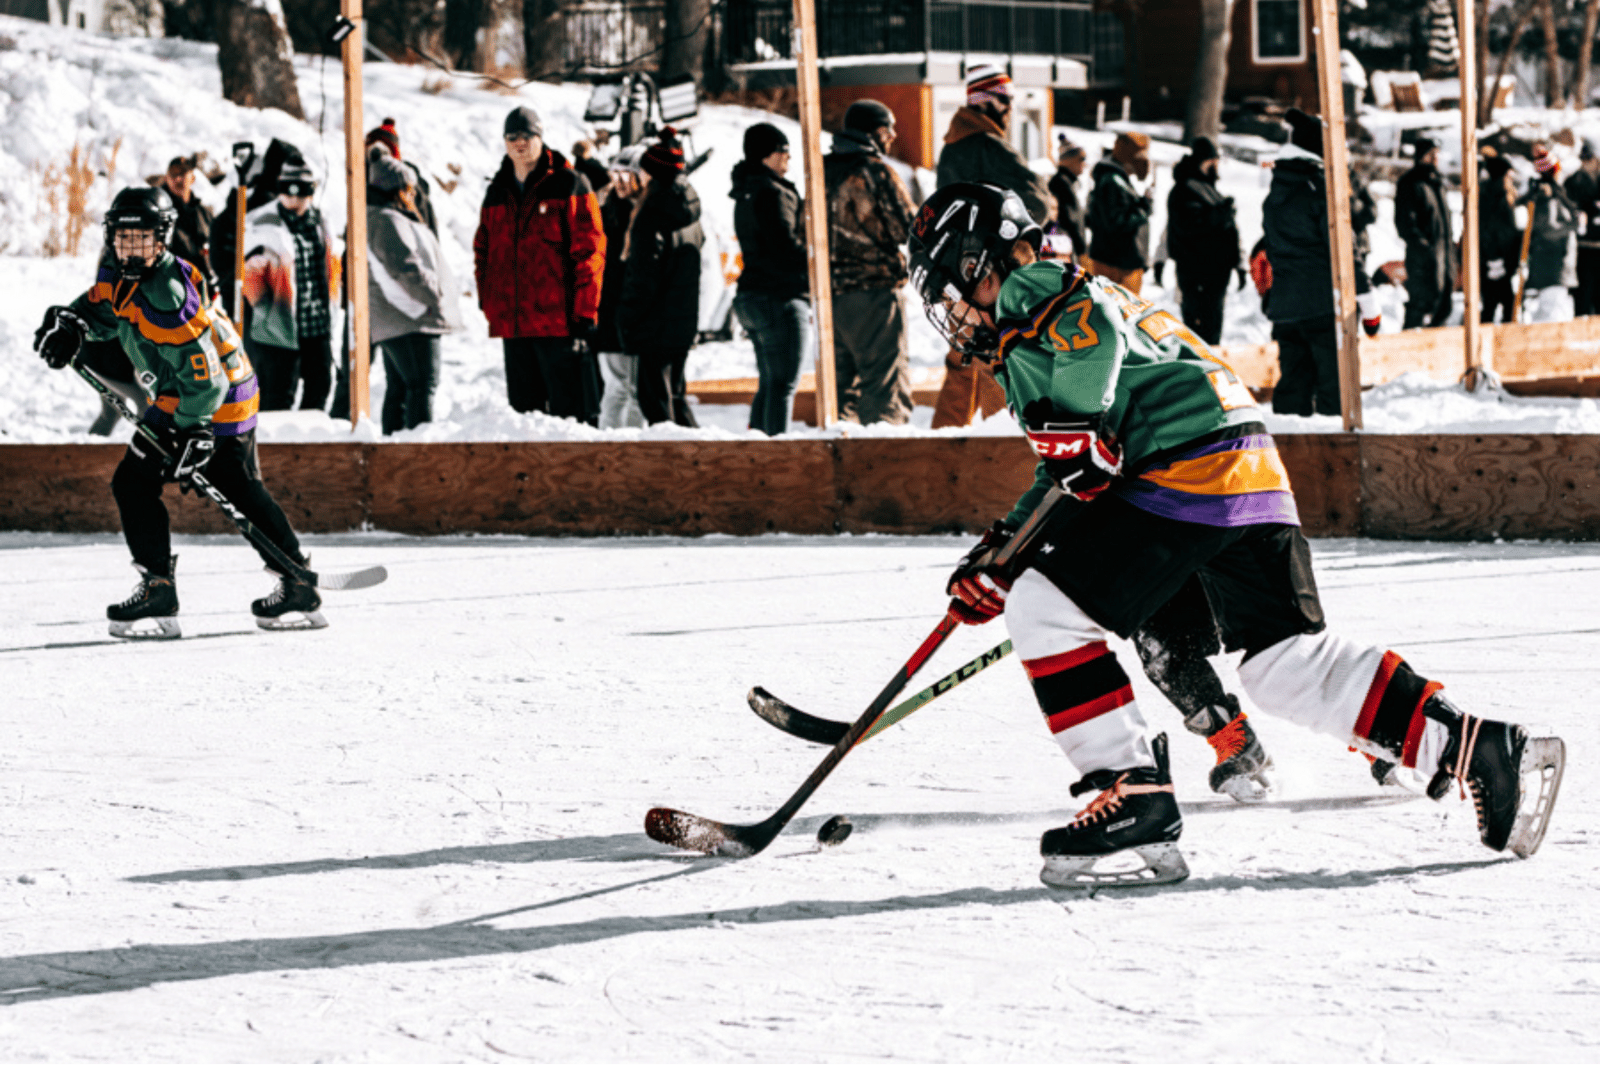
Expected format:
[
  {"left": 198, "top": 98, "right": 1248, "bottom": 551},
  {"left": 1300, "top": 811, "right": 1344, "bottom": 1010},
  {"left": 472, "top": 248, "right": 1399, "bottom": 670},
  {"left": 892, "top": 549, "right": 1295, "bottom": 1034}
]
[{"left": 907, "top": 183, "right": 1042, "bottom": 363}]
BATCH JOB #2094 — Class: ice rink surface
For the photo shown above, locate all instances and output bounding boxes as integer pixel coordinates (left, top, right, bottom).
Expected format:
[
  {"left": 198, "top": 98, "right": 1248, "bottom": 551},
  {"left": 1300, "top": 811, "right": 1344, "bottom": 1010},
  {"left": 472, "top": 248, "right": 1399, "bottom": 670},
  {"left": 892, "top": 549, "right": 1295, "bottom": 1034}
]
[{"left": 1, "top": 531, "right": 1596, "bottom": 1062}]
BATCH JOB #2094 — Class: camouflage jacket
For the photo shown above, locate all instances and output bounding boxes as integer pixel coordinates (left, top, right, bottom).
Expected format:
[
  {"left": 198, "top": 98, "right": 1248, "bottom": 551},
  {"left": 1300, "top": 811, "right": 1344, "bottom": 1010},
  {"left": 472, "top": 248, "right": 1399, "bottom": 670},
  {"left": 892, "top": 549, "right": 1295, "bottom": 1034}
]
[{"left": 823, "top": 132, "right": 916, "bottom": 293}]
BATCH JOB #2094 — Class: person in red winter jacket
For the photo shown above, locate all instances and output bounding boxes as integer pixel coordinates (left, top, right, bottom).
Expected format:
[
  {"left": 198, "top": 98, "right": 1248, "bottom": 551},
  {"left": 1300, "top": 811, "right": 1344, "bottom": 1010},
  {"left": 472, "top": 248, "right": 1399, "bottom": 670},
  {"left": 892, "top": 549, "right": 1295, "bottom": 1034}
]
[{"left": 474, "top": 105, "right": 606, "bottom": 423}]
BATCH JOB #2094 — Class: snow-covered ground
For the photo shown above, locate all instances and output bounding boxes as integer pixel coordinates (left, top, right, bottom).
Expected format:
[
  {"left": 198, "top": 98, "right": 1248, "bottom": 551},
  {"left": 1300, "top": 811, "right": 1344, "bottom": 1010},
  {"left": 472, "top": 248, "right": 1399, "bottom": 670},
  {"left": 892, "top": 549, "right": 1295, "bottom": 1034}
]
[
  {"left": 0, "top": 531, "right": 1596, "bottom": 1060},
  {"left": 7, "top": 14, "right": 1600, "bottom": 444}
]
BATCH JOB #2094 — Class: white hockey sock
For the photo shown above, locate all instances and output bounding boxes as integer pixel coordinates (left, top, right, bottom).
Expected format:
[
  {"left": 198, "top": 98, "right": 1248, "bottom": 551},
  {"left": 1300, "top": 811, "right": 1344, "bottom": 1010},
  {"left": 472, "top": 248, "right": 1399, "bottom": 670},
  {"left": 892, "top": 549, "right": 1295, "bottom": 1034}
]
[
  {"left": 1238, "top": 631, "right": 1449, "bottom": 772},
  {"left": 1004, "top": 570, "right": 1154, "bottom": 776}
]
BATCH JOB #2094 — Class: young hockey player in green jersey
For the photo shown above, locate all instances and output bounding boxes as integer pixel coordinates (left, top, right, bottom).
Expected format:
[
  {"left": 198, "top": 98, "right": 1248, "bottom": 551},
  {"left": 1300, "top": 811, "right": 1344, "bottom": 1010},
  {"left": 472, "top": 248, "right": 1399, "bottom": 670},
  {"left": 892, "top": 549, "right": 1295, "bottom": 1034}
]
[
  {"left": 35, "top": 186, "right": 325, "bottom": 638},
  {"left": 907, "top": 183, "right": 1565, "bottom": 888}
]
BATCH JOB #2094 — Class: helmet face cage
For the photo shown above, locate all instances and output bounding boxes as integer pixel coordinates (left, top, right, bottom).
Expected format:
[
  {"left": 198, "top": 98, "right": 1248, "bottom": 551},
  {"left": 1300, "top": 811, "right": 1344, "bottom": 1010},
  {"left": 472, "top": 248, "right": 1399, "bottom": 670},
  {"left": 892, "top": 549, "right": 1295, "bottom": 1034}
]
[{"left": 103, "top": 189, "right": 176, "bottom": 281}]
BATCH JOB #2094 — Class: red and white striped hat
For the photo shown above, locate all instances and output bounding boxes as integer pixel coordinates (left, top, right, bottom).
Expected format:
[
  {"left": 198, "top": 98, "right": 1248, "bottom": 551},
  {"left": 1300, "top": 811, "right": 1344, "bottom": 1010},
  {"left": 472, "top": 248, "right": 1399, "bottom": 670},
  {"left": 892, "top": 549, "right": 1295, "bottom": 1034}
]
[{"left": 966, "top": 63, "right": 1012, "bottom": 108}]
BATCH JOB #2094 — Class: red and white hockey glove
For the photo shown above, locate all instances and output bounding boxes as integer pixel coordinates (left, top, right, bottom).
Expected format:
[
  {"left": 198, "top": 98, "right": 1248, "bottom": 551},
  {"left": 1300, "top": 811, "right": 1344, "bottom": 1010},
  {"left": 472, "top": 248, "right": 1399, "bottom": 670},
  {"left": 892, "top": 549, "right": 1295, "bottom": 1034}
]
[
  {"left": 946, "top": 522, "right": 1015, "bottom": 625},
  {"left": 1026, "top": 416, "right": 1123, "bottom": 502}
]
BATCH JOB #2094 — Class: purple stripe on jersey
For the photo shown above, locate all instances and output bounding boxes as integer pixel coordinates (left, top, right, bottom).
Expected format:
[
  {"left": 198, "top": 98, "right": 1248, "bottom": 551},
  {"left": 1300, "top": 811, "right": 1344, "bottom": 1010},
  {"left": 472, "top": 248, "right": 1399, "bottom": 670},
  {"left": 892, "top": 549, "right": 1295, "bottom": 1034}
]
[
  {"left": 1116, "top": 480, "right": 1301, "bottom": 527},
  {"left": 226, "top": 375, "right": 259, "bottom": 404},
  {"left": 213, "top": 413, "right": 256, "bottom": 437}
]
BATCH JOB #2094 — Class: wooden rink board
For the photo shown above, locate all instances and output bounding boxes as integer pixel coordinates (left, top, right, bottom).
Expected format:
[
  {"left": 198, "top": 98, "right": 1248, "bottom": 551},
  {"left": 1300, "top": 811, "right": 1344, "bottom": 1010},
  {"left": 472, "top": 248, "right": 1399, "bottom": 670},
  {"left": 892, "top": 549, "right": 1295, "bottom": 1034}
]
[{"left": 3, "top": 435, "right": 1597, "bottom": 541}]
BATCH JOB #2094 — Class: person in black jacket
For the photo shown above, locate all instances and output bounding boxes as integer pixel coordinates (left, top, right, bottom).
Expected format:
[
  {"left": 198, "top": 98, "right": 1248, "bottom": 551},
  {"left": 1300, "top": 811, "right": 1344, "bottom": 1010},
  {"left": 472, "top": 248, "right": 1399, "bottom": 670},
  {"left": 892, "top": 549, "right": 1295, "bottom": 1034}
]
[
  {"left": 1086, "top": 131, "right": 1154, "bottom": 292},
  {"left": 731, "top": 123, "right": 811, "bottom": 435},
  {"left": 1262, "top": 110, "right": 1341, "bottom": 416},
  {"left": 1166, "top": 137, "right": 1240, "bottom": 344},
  {"left": 616, "top": 128, "right": 704, "bottom": 427},
  {"left": 1480, "top": 152, "right": 1522, "bottom": 323},
  {"left": 1565, "top": 141, "right": 1600, "bottom": 316},
  {"left": 1396, "top": 136, "right": 1458, "bottom": 329},
  {"left": 1048, "top": 135, "right": 1088, "bottom": 261},
  {"left": 594, "top": 145, "right": 647, "bottom": 428}
]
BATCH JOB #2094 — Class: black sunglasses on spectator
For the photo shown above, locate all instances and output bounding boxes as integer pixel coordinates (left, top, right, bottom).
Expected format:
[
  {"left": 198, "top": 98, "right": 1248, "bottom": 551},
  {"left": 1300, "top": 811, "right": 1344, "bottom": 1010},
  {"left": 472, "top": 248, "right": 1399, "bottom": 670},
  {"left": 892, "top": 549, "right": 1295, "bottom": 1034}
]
[{"left": 278, "top": 180, "right": 316, "bottom": 197}]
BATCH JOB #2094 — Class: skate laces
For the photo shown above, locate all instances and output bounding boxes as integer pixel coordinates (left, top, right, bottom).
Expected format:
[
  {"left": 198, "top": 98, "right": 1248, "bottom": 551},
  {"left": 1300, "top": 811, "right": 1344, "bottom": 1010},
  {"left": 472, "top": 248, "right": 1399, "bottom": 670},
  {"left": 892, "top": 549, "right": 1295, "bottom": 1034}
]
[
  {"left": 1070, "top": 773, "right": 1173, "bottom": 828},
  {"left": 118, "top": 572, "right": 165, "bottom": 607},
  {"left": 1451, "top": 713, "right": 1485, "bottom": 805},
  {"left": 1208, "top": 715, "right": 1250, "bottom": 765},
  {"left": 260, "top": 575, "right": 288, "bottom": 607}
]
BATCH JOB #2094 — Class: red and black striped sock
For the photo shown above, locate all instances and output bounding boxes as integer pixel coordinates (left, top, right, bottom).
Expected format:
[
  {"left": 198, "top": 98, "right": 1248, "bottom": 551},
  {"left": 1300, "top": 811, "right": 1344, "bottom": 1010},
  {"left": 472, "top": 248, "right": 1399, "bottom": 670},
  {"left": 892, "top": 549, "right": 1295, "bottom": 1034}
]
[{"left": 1024, "top": 641, "right": 1136, "bottom": 736}]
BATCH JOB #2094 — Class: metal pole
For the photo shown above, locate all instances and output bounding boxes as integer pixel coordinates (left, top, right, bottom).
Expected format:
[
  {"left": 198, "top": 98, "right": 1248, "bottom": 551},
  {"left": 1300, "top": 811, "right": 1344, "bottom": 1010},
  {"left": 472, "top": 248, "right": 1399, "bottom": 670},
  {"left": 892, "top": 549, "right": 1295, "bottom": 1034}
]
[
  {"left": 1311, "top": 0, "right": 1363, "bottom": 428},
  {"left": 792, "top": 0, "right": 838, "bottom": 427},
  {"left": 342, "top": 0, "right": 371, "bottom": 428},
  {"left": 1458, "top": 0, "right": 1487, "bottom": 384}
]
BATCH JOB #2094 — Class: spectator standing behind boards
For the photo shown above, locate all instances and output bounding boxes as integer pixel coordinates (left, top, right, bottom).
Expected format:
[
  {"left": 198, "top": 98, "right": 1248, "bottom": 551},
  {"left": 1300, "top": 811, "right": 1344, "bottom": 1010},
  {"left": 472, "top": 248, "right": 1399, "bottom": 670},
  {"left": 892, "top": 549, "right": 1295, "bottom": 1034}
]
[
  {"left": 1086, "top": 132, "right": 1154, "bottom": 293},
  {"left": 474, "top": 105, "right": 606, "bottom": 423},
  {"left": 730, "top": 122, "right": 810, "bottom": 436},
  {"left": 1048, "top": 135, "right": 1088, "bottom": 261},
  {"left": 1563, "top": 140, "right": 1600, "bottom": 316},
  {"left": 931, "top": 64, "right": 1052, "bottom": 428},
  {"left": 594, "top": 145, "right": 648, "bottom": 429},
  {"left": 365, "top": 118, "right": 438, "bottom": 236},
  {"left": 366, "top": 149, "right": 461, "bottom": 435},
  {"left": 241, "top": 162, "right": 339, "bottom": 411},
  {"left": 157, "top": 155, "right": 220, "bottom": 299},
  {"left": 1395, "top": 136, "right": 1458, "bottom": 329},
  {"left": 1166, "top": 136, "right": 1240, "bottom": 345},
  {"left": 571, "top": 139, "right": 612, "bottom": 199},
  {"left": 214, "top": 139, "right": 303, "bottom": 316},
  {"left": 1261, "top": 109, "right": 1341, "bottom": 417},
  {"left": 1520, "top": 143, "right": 1578, "bottom": 322},
  {"left": 616, "top": 128, "right": 704, "bottom": 427},
  {"left": 824, "top": 100, "right": 918, "bottom": 426},
  {"left": 1478, "top": 152, "right": 1522, "bottom": 323}
]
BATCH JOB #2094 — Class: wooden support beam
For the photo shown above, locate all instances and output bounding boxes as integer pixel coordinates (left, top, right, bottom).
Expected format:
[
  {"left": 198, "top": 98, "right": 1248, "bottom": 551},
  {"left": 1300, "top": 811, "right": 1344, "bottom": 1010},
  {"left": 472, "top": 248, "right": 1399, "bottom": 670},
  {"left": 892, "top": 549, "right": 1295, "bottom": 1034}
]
[
  {"left": 1311, "top": 0, "right": 1364, "bottom": 430},
  {"left": 1459, "top": 0, "right": 1487, "bottom": 384},
  {"left": 791, "top": 0, "right": 837, "bottom": 428},
  {"left": 342, "top": 0, "right": 371, "bottom": 429}
]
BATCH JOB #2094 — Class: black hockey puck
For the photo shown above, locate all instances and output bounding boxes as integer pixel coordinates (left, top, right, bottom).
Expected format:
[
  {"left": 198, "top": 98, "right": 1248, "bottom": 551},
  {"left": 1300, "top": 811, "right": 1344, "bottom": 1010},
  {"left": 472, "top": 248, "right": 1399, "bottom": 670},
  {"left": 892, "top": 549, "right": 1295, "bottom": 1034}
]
[{"left": 817, "top": 815, "right": 853, "bottom": 847}]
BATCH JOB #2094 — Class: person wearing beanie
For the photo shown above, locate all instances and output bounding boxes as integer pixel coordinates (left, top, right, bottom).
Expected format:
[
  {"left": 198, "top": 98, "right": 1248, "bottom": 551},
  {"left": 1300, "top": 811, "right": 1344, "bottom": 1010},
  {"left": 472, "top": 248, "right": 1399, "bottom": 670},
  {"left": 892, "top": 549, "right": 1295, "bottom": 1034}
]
[
  {"left": 593, "top": 144, "right": 648, "bottom": 429},
  {"left": 1519, "top": 142, "right": 1579, "bottom": 321},
  {"left": 1084, "top": 131, "right": 1153, "bottom": 293},
  {"left": 363, "top": 118, "right": 437, "bottom": 237},
  {"left": 931, "top": 64, "right": 1052, "bottom": 429},
  {"left": 1479, "top": 151, "right": 1523, "bottom": 323},
  {"left": 1166, "top": 135, "right": 1240, "bottom": 345},
  {"left": 241, "top": 161, "right": 339, "bottom": 412},
  {"left": 731, "top": 121, "right": 810, "bottom": 435},
  {"left": 824, "top": 98, "right": 918, "bottom": 425},
  {"left": 1395, "top": 134, "right": 1458, "bottom": 328},
  {"left": 1564, "top": 140, "right": 1600, "bottom": 315},
  {"left": 616, "top": 128, "right": 704, "bottom": 427},
  {"left": 474, "top": 104, "right": 606, "bottom": 424},
  {"left": 365, "top": 118, "right": 401, "bottom": 159},
  {"left": 1261, "top": 118, "right": 1340, "bottom": 415},
  {"left": 364, "top": 148, "right": 460, "bottom": 435},
  {"left": 1048, "top": 135, "right": 1088, "bottom": 262}
]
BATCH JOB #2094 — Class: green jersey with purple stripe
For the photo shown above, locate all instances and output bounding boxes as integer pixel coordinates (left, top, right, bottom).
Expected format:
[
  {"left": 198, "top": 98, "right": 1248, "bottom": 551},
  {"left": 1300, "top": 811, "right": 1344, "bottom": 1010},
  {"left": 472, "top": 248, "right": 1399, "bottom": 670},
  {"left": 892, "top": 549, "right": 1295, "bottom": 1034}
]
[{"left": 993, "top": 260, "right": 1298, "bottom": 530}]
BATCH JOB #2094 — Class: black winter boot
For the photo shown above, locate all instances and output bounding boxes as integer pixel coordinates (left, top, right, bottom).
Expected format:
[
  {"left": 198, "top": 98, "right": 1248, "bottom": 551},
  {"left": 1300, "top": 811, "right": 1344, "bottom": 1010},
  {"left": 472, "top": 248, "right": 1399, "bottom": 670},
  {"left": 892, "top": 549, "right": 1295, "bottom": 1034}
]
[
  {"left": 1040, "top": 733, "right": 1189, "bottom": 889},
  {"left": 107, "top": 556, "right": 180, "bottom": 640}
]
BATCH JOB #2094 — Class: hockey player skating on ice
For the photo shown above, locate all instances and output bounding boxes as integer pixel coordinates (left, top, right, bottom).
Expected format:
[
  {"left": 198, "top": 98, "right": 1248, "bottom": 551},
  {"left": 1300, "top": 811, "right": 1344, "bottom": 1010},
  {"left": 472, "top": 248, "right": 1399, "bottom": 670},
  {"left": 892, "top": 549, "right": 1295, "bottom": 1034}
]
[
  {"left": 34, "top": 186, "right": 326, "bottom": 638},
  {"left": 907, "top": 183, "right": 1566, "bottom": 888}
]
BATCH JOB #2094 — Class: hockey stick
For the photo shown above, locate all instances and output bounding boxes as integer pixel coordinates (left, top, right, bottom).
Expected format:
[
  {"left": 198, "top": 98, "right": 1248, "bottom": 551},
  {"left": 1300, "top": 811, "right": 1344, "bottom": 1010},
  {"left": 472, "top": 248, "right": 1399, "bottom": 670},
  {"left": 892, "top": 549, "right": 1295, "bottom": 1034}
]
[
  {"left": 72, "top": 359, "right": 386, "bottom": 592},
  {"left": 749, "top": 639, "right": 1013, "bottom": 746},
  {"left": 646, "top": 488, "right": 1070, "bottom": 858}
]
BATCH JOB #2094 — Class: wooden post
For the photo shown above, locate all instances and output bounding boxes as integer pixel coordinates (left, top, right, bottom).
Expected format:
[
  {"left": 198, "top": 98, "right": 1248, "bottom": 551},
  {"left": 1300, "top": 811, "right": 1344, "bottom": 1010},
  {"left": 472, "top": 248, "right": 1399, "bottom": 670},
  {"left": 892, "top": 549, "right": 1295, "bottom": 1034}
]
[
  {"left": 1458, "top": 0, "right": 1488, "bottom": 385},
  {"left": 342, "top": 0, "right": 371, "bottom": 428},
  {"left": 1311, "top": 0, "right": 1363, "bottom": 429},
  {"left": 792, "top": 0, "right": 837, "bottom": 427}
]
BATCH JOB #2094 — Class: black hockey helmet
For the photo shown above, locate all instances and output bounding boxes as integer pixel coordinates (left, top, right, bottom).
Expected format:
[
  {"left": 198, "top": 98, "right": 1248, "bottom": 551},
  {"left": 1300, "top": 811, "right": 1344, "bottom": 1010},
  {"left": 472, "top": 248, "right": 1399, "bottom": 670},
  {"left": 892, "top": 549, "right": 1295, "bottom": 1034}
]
[
  {"left": 103, "top": 186, "right": 177, "bottom": 281},
  {"left": 907, "top": 183, "right": 1042, "bottom": 362}
]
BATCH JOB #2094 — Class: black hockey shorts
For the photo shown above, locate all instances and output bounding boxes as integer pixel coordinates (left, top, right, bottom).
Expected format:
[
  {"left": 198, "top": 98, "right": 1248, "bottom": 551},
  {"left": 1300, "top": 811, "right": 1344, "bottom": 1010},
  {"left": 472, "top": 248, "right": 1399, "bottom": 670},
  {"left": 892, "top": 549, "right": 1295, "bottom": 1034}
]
[{"left": 1029, "top": 494, "right": 1325, "bottom": 658}]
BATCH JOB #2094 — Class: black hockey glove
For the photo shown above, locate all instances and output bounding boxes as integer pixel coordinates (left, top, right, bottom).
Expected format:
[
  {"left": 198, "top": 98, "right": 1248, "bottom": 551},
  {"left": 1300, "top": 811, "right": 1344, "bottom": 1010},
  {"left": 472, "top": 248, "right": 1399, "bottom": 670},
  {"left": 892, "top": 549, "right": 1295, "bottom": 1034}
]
[
  {"left": 155, "top": 423, "right": 216, "bottom": 483},
  {"left": 34, "top": 306, "right": 88, "bottom": 369},
  {"left": 946, "top": 521, "right": 1015, "bottom": 625}
]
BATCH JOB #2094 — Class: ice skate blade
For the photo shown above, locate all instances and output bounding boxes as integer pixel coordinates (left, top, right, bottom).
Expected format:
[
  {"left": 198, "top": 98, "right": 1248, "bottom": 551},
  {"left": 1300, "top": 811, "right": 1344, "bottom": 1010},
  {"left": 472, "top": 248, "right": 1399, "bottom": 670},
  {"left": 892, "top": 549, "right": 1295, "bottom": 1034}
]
[
  {"left": 108, "top": 616, "right": 181, "bottom": 640},
  {"left": 1040, "top": 841, "right": 1190, "bottom": 890},
  {"left": 255, "top": 610, "right": 328, "bottom": 632},
  {"left": 1508, "top": 735, "right": 1565, "bottom": 859},
  {"left": 1216, "top": 768, "right": 1273, "bottom": 804}
]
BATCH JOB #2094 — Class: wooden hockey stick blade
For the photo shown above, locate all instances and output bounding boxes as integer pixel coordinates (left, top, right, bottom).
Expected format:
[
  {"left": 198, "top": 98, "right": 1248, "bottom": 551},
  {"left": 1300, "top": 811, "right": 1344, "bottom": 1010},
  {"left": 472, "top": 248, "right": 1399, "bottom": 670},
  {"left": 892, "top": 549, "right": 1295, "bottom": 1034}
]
[
  {"left": 646, "top": 612, "right": 962, "bottom": 857},
  {"left": 748, "top": 640, "right": 1015, "bottom": 747}
]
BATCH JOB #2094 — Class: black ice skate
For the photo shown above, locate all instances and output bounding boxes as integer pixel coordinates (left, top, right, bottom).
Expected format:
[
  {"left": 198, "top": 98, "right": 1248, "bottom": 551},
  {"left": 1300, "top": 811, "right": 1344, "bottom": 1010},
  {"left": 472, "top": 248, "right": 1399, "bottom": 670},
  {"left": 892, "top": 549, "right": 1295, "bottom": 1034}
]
[
  {"left": 251, "top": 564, "right": 327, "bottom": 631},
  {"left": 1423, "top": 696, "right": 1565, "bottom": 859},
  {"left": 1192, "top": 706, "right": 1274, "bottom": 804},
  {"left": 107, "top": 556, "right": 180, "bottom": 640},
  {"left": 1040, "top": 733, "right": 1189, "bottom": 889}
]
